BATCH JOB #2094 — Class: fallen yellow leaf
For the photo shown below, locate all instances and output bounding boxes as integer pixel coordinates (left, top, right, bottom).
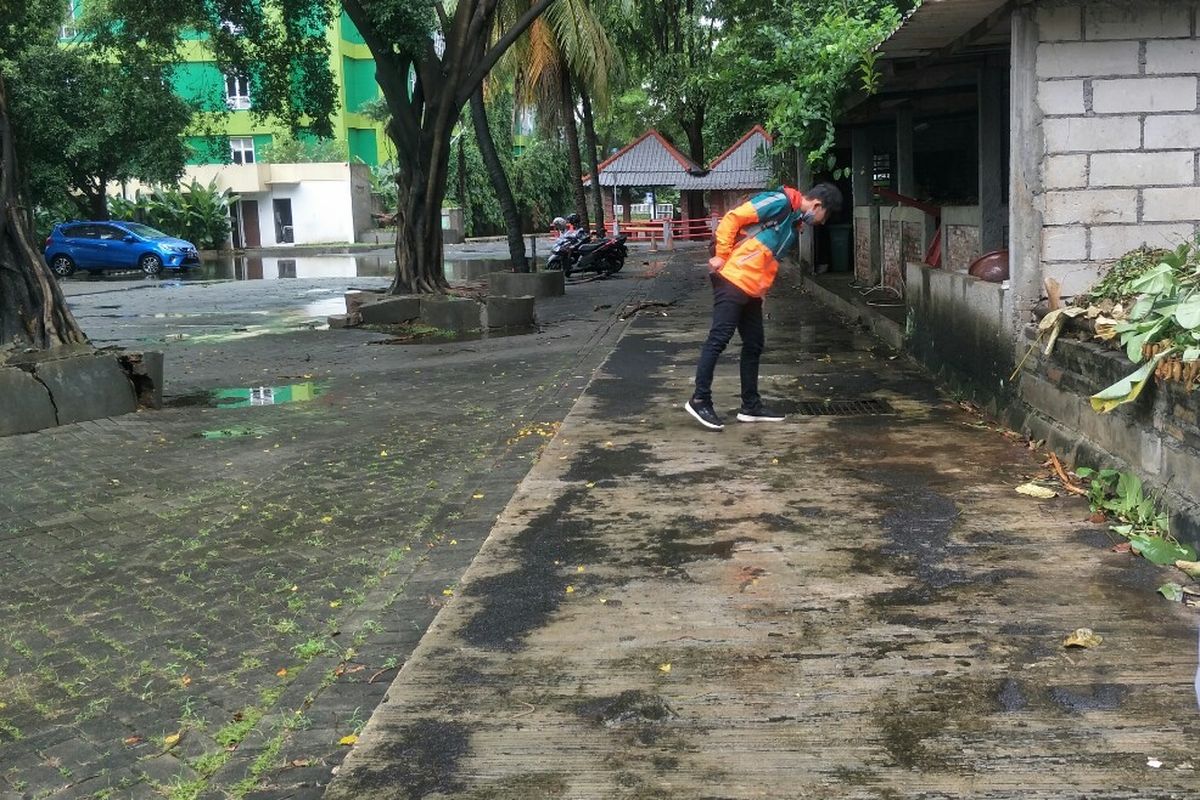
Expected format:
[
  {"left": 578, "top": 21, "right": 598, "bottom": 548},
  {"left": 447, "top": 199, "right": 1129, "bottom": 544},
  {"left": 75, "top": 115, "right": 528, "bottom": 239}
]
[
  {"left": 329, "top": 600, "right": 342, "bottom": 608},
  {"left": 1063, "top": 628, "right": 1103, "bottom": 648},
  {"left": 576, "top": 565, "right": 585, "bottom": 573},
  {"left": 276, "top": 667, "right": 288, "bottom": 677},
  {"left": 565, "top": 585, "right": 575, "bottom": 594},
  {"left": 321, "top": 515, "right": 334, "bottom": 523},
  {"left": 472, "top": 492, "right": 484, "bottom": 499},
  {"left": 442, "top": 587, "right": 454, "bottom": 596},
  {"left": 379, "top": 450, "right": 388, "bottom": 457},
  {"left": 163, "top": 732, "right": 181, "bottom": 749},
  {"left": 1016, "top": 482, "right": 1057, "bottom": 499},
  {"left": 449, "top": 539, "right": 458, "bottom": 545},
  {"left": 180, "top": 675, "right": 192, "bottom": 687},
  {"left": 658, "top": 663, "right": 671, "bottom": 673},
  {"left": 338, "top": 734, "right": 358, "bottom": 746}
]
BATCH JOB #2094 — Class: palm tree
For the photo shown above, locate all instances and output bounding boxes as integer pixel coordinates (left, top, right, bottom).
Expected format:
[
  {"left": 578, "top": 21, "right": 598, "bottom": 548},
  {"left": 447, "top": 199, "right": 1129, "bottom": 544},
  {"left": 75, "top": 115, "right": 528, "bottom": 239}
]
[{"left": 489, "top": 0, "right": 618, "bottom": 239}]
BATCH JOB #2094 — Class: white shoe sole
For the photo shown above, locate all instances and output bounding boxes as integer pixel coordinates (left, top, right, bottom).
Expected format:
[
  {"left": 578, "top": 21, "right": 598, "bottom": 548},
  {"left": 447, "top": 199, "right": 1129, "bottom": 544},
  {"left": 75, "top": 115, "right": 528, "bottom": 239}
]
[
  {"left": 684, "top": 402, "right": 724, "bottom": 430},
  {"left": 736, "top": 413, "right": 785, "bottom": 422}
]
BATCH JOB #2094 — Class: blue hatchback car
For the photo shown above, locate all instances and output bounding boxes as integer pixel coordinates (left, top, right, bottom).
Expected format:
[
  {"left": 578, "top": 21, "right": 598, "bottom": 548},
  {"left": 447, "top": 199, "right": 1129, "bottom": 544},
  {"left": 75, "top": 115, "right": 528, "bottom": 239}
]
[{"left": 44, "top": 220, "right": 200, "bottom": 277}]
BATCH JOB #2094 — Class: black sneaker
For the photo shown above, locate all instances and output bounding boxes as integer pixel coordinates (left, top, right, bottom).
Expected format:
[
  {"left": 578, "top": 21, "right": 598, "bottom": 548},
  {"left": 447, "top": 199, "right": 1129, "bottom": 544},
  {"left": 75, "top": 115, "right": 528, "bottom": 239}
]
[
  {"left": 736, "top": 404, "right": 785, "bottom": 422},
  {"left": 684, "top": 398, "right": 724, "bottom": 430}
]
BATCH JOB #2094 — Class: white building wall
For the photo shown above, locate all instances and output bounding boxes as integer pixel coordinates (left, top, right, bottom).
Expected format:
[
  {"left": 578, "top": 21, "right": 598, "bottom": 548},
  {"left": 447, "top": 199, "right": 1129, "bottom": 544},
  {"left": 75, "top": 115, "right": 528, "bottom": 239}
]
[
  {"left": 119, "top": 163, "right": 364, "bottom": 247},
  {"left": 1035, "top": 1, "right": 1200, "bottom": 296}
]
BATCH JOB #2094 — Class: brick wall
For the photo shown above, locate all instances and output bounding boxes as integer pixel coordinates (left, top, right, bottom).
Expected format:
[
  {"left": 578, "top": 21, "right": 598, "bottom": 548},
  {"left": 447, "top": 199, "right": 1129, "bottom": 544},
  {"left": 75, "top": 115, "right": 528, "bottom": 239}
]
[{"left": 1036, "top": 2, "right": 1199, "bottom": 295}]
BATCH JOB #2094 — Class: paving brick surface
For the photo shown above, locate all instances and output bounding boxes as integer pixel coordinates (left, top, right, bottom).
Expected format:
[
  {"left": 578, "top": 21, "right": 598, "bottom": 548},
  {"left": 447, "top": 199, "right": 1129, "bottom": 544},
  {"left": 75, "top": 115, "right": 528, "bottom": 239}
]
[{"left": 0, "top": 256, "right": 675, "bottom": 799}]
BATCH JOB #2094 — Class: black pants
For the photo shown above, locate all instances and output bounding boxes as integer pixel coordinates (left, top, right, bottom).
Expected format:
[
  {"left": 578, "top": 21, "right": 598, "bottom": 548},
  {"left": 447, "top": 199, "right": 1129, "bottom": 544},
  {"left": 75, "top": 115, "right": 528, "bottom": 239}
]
[{"left": 692, "top": 272, "right": 764, "bottom": 407}]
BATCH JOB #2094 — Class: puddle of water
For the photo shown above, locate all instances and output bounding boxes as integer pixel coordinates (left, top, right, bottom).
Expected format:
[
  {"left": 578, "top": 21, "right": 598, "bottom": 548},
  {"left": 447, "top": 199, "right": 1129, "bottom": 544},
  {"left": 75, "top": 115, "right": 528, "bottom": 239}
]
[
  {"left": 198, "top": 424, "right": 275, "bottom": 439},
  {"left": 66, "top": 255, "right": 516, "bottom": 284},
  {"left": 168, "top": 381, "right": 325, "bottom": 408},
  {"left": 210, "top": 381, "right": 326, "bottom": 408},
  {"left": 444, "top": 259, "right": 509, "bottom": 282}
]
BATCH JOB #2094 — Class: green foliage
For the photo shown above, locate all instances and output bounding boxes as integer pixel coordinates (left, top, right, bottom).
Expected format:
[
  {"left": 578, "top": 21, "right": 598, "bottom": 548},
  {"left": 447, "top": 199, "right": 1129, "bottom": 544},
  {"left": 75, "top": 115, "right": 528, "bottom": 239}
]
[
  {"left": 9, "top": 44, "right": 192, "bottom": 216},
  {"left": 366, "top": 162, "right": 399, "bottom": 214},
  {"left": 447, "top": 129, "right": 504, "bottom": 237},
  {"left": 1076, "top": 467, "right": 1169, "bottom": 535},
  {"left": 1085, "top": 246, "right": 1173, "bottom": 305},
  {"left": 510, "top": 138, "right": 578, "bottom": 232},
  {"left": 260, "top": 133, "right": 348, "bottom": 163},
  {"left": 1074, "top": 465, "right": 1195, "bottom": 565},
  {"left": 1088, "top": 239, "right": 1200, "bottom": 411},
  {"left": 108, "top": 179, "right": 236, "bottom": 249},
  {"left": 750, "top": 2, "right": 902, "bottom": 165}
]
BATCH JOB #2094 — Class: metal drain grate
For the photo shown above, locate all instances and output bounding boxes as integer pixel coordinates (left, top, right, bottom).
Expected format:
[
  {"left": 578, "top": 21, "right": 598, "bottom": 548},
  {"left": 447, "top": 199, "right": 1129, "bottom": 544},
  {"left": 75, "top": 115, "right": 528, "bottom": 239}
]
[{"left": 793, "top": 399, "right": 895, "bottom": 417}]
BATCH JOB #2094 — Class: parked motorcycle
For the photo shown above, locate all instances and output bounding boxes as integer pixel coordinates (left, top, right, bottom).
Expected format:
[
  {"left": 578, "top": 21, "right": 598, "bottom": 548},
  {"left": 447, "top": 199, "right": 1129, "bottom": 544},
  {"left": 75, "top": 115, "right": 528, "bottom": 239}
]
[{"left": 546, "top": 228, "right": 628, "bottom": 277}]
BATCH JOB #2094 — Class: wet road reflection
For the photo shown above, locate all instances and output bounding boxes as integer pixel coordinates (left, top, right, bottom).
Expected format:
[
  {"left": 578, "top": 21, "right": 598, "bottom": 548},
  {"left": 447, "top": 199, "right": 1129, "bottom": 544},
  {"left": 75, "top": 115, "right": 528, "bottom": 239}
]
[{"left": 62, "top": 255, "right": 514, "bottom": 283}]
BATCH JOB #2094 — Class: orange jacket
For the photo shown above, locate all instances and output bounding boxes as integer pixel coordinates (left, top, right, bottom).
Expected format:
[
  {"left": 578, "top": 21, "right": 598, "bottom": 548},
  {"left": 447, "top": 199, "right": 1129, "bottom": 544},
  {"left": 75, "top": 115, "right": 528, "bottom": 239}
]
[{"left": 714, "top": 187, "right": 807, "bottom": 297}]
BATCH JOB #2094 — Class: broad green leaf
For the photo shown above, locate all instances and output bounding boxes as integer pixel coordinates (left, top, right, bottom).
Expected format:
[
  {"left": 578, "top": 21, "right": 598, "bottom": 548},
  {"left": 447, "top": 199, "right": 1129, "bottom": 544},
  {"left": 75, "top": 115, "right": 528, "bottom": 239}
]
[
  {"left": 1158, "top": 582, "right": 1184, "bottom": 602},
  {"left": 1128, "top": 264, "right": 1176, "bottom": 295},
  {"left": 1175, "top": 297, "right": 1200, "bottom": 330},
  {"left": 1090, "top": 350, "right": 1173, "bottom": 413},
  {"left": 1184, "top": 347, "right": 1200, "bottom": 363},
  {"left": 1129, "top": 296, "right": 1156, "bottom": 321},
  {"left": 1129, "top": 534, "right": 1196, "bottom": 565}
]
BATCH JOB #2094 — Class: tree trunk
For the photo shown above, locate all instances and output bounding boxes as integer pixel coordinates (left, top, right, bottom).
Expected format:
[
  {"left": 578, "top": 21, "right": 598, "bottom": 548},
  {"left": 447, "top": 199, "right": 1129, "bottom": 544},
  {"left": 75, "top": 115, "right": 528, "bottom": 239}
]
[
  {"left": 456, "top": 134, "right": 467, "bottom": 220},
  {"left": 341, "top": 0, "right": 556, "bottom": 295},
  {"left": 683, "top": 111, "right": 705, "bottom": 165},
  {"left": 579, "top": 86, "right": 604, "bottom": 235},
  {"left": 0, "top": 73, "right": 87, "bottom": 351},
  {"left": 559, "top": 65, "right": 588, "bottom": 229},
  {"left": 470, "top": 89, "right": 526, "bottom": 272},
  {"left": 87, "top": 186, "right": 108, "bottom": 221},
  {"left": 390, "top": 117, "right": 451, "bottom": 295}
]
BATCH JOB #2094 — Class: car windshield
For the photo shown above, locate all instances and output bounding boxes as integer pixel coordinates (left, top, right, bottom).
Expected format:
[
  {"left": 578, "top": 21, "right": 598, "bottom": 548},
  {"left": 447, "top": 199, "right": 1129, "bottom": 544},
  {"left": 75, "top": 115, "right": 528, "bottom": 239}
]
[{"left": 121, "top": 223, "right": 170, "bottom": 240}]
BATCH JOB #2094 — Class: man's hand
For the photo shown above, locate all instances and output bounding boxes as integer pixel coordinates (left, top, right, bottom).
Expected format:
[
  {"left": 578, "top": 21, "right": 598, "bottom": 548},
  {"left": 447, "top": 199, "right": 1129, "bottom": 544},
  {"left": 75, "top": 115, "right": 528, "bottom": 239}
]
[{"left": 708, "top": 256, "right": 725, "bottom": 271}]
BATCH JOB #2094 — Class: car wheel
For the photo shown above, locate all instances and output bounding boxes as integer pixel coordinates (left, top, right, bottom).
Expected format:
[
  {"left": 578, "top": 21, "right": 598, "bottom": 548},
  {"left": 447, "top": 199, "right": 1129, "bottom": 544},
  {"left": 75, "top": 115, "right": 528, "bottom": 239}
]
[
  {"left": 49, "top": 255, "right": 76, "bottom": 278},
  {"left": 139, "top": 253, "right": 164, "bottom": 276}
]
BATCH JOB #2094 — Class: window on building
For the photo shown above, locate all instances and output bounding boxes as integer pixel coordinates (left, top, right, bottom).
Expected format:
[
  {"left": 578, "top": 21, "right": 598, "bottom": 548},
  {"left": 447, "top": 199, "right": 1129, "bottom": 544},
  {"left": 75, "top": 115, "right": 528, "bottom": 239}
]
[
  {"left": 59, "top": 0, "right": 80, "bottom": 38},
  {"left": 225, "top": 74, "right": 251, "bottom": 110},
  {"left": 230, "top": 137, "right": 256, "bottom": 165},
  {"left": 872, "top": 152, "right": 893, "bottom": 189}
]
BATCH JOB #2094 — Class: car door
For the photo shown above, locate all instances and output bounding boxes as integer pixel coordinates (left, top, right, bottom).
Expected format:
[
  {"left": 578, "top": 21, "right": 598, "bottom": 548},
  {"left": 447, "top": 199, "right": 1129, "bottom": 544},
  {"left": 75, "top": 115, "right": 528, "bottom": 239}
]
[
  {"left": 91, "top": 224, "right": 129, "bottom": 268},
  {"left": 62, "top": 224, "right": 105, "bottom": 269}
]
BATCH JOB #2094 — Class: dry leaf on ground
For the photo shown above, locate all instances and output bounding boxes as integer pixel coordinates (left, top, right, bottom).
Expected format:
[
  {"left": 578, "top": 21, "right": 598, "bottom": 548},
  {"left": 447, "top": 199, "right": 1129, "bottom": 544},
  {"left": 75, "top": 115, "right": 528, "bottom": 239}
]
[{"left": 1063, "top": 628, "right": 1103, "bottom": 648}]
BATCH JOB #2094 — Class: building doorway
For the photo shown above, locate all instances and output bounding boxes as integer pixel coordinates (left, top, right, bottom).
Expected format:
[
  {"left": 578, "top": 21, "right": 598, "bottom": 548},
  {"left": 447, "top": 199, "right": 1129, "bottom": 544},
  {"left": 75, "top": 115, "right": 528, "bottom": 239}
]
[
  {"left": 231, "top": 200, "right": 261, "bottom": 248},
  {"left": 273, "top": 199, "right": 294, "bottom": 244}
]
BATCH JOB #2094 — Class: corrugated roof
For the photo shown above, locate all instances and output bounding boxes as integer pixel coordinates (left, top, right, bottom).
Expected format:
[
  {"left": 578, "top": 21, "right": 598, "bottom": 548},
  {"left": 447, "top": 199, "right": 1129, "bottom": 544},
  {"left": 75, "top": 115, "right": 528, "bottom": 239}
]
[
  {"left": 586, "top": 129, "right": 706, "bottom": 188},
  {"left": 878, "top": 0, "right": 1011, "bottom": 59},
  {"left": 585, "top": 126, "right": 775, "bottom": 191}
]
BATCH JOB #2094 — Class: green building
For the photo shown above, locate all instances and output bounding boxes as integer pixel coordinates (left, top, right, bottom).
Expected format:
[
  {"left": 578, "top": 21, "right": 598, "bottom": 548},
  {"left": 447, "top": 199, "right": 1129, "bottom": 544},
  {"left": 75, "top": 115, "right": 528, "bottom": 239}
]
[
  {"left": 169, "top": 10, "right": 391, "bottom": 167},
  {"left": 59, "top": 2, "right": 390, "bottom": 167}
]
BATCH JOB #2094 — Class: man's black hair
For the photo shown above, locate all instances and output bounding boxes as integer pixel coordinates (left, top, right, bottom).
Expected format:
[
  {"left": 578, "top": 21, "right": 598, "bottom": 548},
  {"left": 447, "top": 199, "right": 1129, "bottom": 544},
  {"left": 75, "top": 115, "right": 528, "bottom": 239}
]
[{"left": 807, "top": 182, "right": 844, "bottom": 215}]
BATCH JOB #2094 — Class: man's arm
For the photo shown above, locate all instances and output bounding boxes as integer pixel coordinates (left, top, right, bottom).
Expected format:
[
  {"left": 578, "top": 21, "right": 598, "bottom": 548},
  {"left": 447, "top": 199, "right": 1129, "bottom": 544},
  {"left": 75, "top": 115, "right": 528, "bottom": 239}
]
[{"left": 713, "top": 201, "right": 760, "bottom": 264}]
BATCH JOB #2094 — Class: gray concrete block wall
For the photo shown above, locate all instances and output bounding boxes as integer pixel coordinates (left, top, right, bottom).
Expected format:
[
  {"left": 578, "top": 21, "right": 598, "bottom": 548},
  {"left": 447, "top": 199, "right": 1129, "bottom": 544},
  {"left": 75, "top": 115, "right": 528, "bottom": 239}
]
[{"left": 1035, "top": 2, "right": 1200, "bottom": 297}]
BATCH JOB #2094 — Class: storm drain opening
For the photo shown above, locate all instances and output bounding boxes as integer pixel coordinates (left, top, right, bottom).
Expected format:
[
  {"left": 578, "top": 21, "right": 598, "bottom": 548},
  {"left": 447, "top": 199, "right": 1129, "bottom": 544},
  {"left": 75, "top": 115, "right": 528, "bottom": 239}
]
[{"left": 793, "top": 399, "right": 895, "bottom": 417}]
